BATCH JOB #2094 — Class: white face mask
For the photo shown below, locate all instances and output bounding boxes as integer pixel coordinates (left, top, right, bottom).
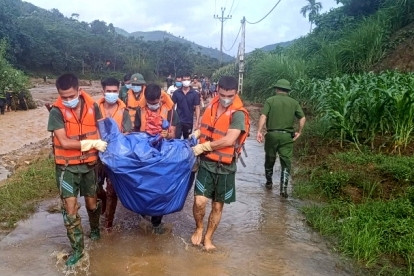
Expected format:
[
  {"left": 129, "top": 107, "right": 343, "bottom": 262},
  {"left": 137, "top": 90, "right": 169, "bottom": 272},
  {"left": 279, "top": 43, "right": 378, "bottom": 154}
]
[
  {"left": 104, "top": 92, "right": 118, "bottom": 104},
  {"left": 182, "top": 80, "right": 191, "bottom": 87},
  {"left": 62, "top": 92, "right": 80, "bottom": 109},
  {"left": 219, "top": 97, "right": 233, "bottom": 107},
  {"left": 147, "top": 102, "right": 160, "bottom": 111}
]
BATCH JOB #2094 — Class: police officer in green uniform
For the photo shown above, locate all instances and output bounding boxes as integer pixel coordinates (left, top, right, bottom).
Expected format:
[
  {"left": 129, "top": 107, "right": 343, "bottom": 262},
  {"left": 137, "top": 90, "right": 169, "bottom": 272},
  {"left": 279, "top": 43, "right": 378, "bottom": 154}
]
[
  {"left": 256, "top": 79, "right": 306, "bottom": 198},
  {"left": 119, "top": 73, "right": 132, "bottom": 104}
]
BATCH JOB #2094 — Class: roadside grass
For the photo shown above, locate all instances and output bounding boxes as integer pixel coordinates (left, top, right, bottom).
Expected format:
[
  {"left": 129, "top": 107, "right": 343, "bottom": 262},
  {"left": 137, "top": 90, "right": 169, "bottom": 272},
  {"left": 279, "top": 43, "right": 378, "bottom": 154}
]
[
  {"left": 0, "top": 155, "right": 56, "bottom": 230},
  {"left": 293, "top": 118, "right": 414, "bottom": 275}
]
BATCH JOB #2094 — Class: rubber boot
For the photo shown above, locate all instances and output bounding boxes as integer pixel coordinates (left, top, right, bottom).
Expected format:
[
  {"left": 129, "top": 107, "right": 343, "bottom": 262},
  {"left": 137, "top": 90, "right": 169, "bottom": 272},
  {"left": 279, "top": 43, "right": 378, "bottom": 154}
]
[
  {"left": 265, "top": 169, "right": 273, "bottom": 190},
  {"left": 105, "top": 195, "right": 118, "bottom": 229},
  {"left": 63, "top": 211, "right": 84, "bottom": 266},
  {"left": 151, "top": 216, "right": 166, "bottom": 234},
  {"left": 96, "top": 186, "right": 107, "bottom": 215},
  {"left": 280, "top": 168, "right": 289, "bottom": 198},
  {"left": 87, "top": 200, "right": 101, "bottom": 241},
  {"left": 95, "top": 162, "right": 106, "bottom": 215}
]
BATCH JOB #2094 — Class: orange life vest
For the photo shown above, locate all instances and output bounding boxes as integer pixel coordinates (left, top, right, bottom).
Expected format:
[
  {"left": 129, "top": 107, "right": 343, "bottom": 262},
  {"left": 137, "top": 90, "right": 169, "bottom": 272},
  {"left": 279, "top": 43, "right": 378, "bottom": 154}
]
[
  {"left": 52, "top": 90, "right": 99, "bottom": 165},
  {"left": 126, "top": 87, "right": 145, "bottom": 125},
  {"left": 138, "top": 91, "right": 174, "bottom": 135},
  {"left": 97, "top": 98, "right": 126, "bottom": 132},
  {"left": 199, "top": 94, "right": 250, "bottom": 164}
]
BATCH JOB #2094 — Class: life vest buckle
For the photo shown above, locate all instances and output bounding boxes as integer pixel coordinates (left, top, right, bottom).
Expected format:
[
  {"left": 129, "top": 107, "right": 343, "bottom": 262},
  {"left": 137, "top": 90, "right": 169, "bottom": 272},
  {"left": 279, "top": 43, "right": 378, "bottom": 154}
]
[{"left": 207, "top": 126, "right": 215, "bottom": 132}]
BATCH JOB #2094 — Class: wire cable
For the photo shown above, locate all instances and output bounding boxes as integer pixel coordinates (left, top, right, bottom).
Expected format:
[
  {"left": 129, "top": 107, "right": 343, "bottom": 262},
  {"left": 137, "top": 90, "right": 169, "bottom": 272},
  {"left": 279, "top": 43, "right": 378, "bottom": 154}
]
[
  {"left": 227, "top": 0, "right": 235, "bottom": 16},
  {"left": 246, "top": 0, "right": 282, "bottom": 24},
  {"left": 223, "top": 23, "right": 242, "bottom": 52}
]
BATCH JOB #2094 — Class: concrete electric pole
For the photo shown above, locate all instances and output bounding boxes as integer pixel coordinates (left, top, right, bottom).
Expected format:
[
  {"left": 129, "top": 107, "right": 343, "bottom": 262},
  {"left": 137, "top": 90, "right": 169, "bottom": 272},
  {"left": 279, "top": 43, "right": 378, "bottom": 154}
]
[
  {"left": 214, "top": 7, "right": 232, "bottom": 64},
  {"left": 238, "top": 17, "right": 246, "bottom": 94}
]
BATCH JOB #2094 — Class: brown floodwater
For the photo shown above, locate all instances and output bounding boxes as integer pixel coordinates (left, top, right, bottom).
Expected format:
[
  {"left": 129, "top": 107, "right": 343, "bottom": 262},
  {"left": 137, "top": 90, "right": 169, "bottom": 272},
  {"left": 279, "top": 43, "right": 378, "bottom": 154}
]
[{"left": 0, "top": 133, "right": 355, "bottom": 276}]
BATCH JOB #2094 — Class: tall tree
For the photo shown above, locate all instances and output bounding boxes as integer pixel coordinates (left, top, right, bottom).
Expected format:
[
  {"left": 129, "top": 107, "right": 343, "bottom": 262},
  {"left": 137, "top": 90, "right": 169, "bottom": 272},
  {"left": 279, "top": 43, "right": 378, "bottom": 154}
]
[{"left": 300, "top": 0, "right": 323, "bottom": 32}]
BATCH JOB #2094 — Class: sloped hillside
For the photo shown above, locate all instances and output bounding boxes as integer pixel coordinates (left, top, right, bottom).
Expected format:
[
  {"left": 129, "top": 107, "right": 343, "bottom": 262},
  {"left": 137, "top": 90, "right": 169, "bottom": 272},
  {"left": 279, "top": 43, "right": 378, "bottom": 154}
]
[{"left": 373, "top": 22, "right": 414, "bottom": 72}]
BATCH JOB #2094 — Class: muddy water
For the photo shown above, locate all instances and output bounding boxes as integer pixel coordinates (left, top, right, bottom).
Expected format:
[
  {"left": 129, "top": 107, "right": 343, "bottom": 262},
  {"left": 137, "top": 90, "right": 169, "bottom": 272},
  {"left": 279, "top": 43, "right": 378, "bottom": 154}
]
[
  {"left": 0, "top": 83, "right": 101, "bottom": 182},
  {"left": 0, "top": 132, "right": 354, "bottom": 276}
]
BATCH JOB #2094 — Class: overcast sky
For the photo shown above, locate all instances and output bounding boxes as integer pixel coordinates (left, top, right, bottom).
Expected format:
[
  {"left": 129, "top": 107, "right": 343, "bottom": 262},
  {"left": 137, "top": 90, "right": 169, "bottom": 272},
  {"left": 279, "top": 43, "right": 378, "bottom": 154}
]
[{"left": 23, "top": 0, "right": 339, "bottom": 57}]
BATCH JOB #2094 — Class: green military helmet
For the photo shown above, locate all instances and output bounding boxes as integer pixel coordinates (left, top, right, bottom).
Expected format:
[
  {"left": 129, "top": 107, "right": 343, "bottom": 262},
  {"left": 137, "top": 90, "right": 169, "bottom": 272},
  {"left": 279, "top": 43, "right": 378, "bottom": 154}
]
[
  {"left": 272, "top": 79, "right": 291, "bottom": 91},
  {"left": 130, "top": 73, "right": 146, "bottom": 85}
]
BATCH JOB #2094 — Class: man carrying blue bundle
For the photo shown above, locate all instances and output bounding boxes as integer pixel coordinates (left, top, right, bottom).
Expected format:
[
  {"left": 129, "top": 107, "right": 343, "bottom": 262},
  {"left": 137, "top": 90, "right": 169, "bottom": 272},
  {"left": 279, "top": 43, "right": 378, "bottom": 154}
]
[{"left": 134, "top": 83, "right": 179, "bottom": 234}]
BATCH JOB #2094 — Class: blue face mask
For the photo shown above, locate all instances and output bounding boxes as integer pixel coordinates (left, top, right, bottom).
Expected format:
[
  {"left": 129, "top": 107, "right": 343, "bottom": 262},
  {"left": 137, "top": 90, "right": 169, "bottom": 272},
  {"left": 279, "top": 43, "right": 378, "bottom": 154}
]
[
  {"left": 104, "top": 92, "right": 118, "bottom": 104},
  {"left": 125, "top": 84, "right": 132, "bottom": 89},
  {"left": 175, "top": 81, "right": 182, "bottom": 87},
  {"left": 131, "top": 85, "right": 142, "bottom": 93},
  {"left": 62, "top": 95, "right": 79, "bottom": 109}
]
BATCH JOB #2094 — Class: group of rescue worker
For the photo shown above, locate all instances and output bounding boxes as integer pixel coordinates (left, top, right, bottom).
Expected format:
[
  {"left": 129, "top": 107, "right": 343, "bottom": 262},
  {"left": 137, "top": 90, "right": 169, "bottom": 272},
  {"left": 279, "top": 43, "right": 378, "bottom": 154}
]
[{"left": 47, "top": 71, "right": 305, "bottom": 267}]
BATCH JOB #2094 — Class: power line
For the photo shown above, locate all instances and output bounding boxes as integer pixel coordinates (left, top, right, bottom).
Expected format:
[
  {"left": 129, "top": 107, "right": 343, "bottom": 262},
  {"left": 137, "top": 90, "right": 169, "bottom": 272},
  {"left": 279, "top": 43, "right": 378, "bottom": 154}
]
[
  {"left": 223, "top": 24, "right": 242, "bottom": 52},
  {"left": 227, "top": 0, "right": 235, "bottom": 16},
  {"left": 246, "top": 0, "right": 282, "bottom": 24}
]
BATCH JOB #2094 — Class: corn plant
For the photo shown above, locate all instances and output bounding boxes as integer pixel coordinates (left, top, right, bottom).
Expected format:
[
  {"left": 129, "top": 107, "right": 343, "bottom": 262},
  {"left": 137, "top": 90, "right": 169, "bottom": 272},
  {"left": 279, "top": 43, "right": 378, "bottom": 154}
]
[{"left": 295, "top": 71, "right": 414, "bottom": 153}]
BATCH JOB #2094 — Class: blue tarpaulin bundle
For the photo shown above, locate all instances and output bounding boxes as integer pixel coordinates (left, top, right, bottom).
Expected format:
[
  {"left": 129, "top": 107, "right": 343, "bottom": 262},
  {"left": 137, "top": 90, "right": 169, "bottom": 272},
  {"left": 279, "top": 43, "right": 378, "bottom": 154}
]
[{"left": 98, "top": 118, "right": 196, "bottom": 216}]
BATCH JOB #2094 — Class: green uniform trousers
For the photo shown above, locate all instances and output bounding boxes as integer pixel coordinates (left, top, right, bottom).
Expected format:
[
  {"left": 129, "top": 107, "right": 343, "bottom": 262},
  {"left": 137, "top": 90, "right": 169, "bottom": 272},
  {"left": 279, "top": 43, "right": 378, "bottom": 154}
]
[{"left": 264, "top": 132, "right": 293, "bottom": 183}]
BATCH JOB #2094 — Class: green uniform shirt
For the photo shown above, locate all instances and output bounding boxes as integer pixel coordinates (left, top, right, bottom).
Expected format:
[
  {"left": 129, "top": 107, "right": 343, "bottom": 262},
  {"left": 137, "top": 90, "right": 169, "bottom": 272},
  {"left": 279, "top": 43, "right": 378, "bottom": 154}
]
[
  {"left": 47, "top": 99, "right": 101, "bottom": 172},
  {"left": 261, "top": 93, "right": 305, "bottom": 132},
  {"left": 200, "top": 111, "right": 246, "bottom": 174},
  {"left": 119, "top": 85, "right": 128, "bottom": 104}
]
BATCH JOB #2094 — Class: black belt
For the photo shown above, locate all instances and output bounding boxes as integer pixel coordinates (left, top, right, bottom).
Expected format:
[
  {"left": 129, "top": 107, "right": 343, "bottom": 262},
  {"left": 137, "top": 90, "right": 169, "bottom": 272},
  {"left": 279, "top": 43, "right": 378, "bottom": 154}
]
[{"left": 268, "top": 129, "right": 290, "bottom": 133}]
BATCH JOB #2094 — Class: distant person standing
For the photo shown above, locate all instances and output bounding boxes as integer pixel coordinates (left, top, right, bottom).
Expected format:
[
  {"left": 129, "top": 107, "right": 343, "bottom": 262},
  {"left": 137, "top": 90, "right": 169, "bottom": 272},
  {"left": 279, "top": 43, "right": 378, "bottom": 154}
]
[
  {"left": 119, "top": 73, "right": 132, "bottom": 104},
  {"left": 166, "top": 74, "right": 173, "bottom": 89},
  {"left": 5, "top": 91, "right": 12, "bottom": 112},
  {"left": 191, "top": 75, "right": 204, "bottom": 108},
  {"left": 126, "top": 73, "right": 147, "bottom": 126},
  {"left": 210, "top": 82, "right": 217, "bottom": 98},
  {"left": 166, "top": 75, "right": 182, "bottom": 97},
  {"left": 256, "top": 79, "right": 306, "bottom": 198},
  {"left": 172, "top": 73, "right": 200, "bottom": 139},
  {"left": 18, "top": 91, "right": 28, "bottom": 110},
  {"left": 0, "top": 89, "right": 5, "bottom": 114}
]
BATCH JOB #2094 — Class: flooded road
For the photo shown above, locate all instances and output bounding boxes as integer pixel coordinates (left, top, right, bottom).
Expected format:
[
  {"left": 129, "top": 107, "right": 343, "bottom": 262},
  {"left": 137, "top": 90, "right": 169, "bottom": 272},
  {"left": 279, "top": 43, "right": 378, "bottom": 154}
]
[{"left": 0, "top": 133, "right": 354, "bottom": 276}]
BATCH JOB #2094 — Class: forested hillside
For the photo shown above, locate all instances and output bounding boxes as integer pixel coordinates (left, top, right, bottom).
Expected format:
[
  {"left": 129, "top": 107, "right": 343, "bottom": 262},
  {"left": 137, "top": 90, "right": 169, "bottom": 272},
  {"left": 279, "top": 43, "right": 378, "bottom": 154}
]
[
  {"left": 0, "top": 0, "right": 223, "bottom": 79},
  {"left": 238, "top": 0, "right": 414, "bottom": 101},
  {"left": 122, "top": 30, "right": 234, "bottom": 62}
]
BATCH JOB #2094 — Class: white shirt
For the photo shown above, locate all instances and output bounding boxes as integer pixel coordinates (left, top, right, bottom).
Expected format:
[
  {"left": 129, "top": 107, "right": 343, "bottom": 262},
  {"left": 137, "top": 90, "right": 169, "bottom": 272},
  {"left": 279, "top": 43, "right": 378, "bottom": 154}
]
[{"left": 167, "top": 85, "right": 178, "bottom": 96}]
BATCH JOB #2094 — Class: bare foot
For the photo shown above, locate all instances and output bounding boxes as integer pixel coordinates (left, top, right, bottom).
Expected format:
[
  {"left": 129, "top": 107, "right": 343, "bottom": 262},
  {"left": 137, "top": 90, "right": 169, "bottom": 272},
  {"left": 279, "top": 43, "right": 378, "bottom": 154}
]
[
  {"left": 203, "top": 238, "right": 216, "bottom": 251},
  {"left": 191, "top": 228, "right": 203, "bottom": 246}
]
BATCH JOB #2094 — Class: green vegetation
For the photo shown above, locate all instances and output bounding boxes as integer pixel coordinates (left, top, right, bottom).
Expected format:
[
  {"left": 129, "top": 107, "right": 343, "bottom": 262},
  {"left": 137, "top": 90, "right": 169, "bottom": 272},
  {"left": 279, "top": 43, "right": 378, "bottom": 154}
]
[
  {"left": 0, "top": 39, "right": 36, "bottom": 110},
  {"left": 293, "top": 71, "right": 414, "bottom": 152},
  {"left": 241, "top": 0, "right": 414, "bottom": 102},
  {"left": 293, "top": 117, "right": 414, "bottom": 274},
  {"left": 0, "top": 0, "right": 222, "bottom": 79},
  {"left": 0, "top": 156, "right": 56, "bottom": 230},
  {"left": 230, "top": 1, "right": 414, "bottom": 274}
]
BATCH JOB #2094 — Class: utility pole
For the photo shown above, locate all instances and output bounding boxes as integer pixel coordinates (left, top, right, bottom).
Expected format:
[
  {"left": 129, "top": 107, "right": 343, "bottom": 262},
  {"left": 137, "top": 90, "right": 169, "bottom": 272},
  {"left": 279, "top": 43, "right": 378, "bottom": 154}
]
[
  {"left": 238, "top": 17, "right": 246, "bottom": 94},
  {"left": 214, "top": 7, "right": 232, "bottom": 64}
]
